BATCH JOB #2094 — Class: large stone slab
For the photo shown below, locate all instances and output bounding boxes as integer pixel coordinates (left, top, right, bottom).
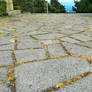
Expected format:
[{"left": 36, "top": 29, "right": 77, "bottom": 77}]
[
  {"left": 18, "top": 36, "right": 35, "bottom": 42},
  {"left": 0, "top": 51, "right": 13, "bottom": 65},
  {"left": 34, "top": 33, "right": 65, "bottom": 40},
  {"left": 0, "top": 83, "right": 11, "bottom": 92},
  {"left": 0, "top": 68, "right": 9, "bottom": 81},
  {"left": 0, "top": 44, "right": 14, "bottom": 51},
  {"left": 61, "top": 37, "right": 79, "bottom": 43},
  {"left": 48, "top": 44, "right": 67, "bottom": 57},
  {"left": 77, "top": 41, "right": 92, "bottom": 48},
  {"left": 15, "top": 49, "right": 47, "bottom": 62},
  {"left": 14, "top": 58, "right": 92, "bottom": 92},
  {"left": 71, "top": 34, "right": 92, "bottom": 41},
  {"left": 0, "top": 37, "right": 12, "bottom": 45},
  {"left": 41, "top": 40, "right": 59, "bottom": 45},
  {"left": 56, "top": 74, "right": 92, "bottom": 92},
  {"left": 62, "top": 42, "right": 92, "bottom": 57},
  {"left": 83, "top": 32, "right": 92, "bottom": 37},
  {"left": 17, "top": 41, "right": 42, "bottom": 49}
]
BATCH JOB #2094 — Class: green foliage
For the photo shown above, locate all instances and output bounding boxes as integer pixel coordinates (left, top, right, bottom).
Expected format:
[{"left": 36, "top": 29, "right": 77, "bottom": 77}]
[
  {"left": 0, "top": 1, "right": 7, "bottom": 16},
  {"left": 51, "top": 0, "right": 66, "bottom": 13},
  {"left": 13, "top": 0, "right": 66, "bottom": 13},
  {"left": 73, "top": 0, "right": 92, "bottom": 13},
  {"left": 49, "top": 5, "right": 58, "bottom": 13},
  {"left": 13, "top": 0, "right": 46, "bottom": 13}
]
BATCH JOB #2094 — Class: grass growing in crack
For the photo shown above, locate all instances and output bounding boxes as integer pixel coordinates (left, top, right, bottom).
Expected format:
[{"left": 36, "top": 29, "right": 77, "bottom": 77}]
[
  {"left": 30, "top": 35, "right": 38, "bottom": 40},
  {"left": 8, "top": 76, "right": 16, "bottom": 82}
]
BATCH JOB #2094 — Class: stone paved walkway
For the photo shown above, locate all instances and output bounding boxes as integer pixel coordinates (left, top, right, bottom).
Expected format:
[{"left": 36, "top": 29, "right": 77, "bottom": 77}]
[{"left": 0, "top": 13, "right": 92, "bottom": 92}]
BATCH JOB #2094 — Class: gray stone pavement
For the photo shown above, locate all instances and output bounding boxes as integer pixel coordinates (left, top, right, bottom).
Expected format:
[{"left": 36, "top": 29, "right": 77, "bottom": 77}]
[{"left": 0, "top": 13, "right": 92, "bottom": 92}]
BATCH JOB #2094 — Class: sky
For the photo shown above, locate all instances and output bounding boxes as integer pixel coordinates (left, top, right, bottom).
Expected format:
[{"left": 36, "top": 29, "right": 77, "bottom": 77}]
[{"left": 47, "top": 0, "right": 76, "bottom": 12}]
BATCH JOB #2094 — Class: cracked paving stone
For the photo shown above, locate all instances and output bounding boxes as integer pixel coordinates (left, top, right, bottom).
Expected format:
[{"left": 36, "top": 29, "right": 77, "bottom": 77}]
[
  {"left": 0, "top": 68, "right": 9, "bottom": 81},
  {"left": 15, "top": 49, "right": 47, "bottom": 62},
  {"left": 55, "top": 74, "right": 92, "bottom": 92},
  {"left": 14, "top": 58, "right": 92, "bottom": 92},
  {"left": 0, "top": 83, "right": 11, "bottom": 92},
  {"left": 62, "top": 42, "right": 92, "bottom": 57},
  {"left": 48, "top": 44, "right": 67, "bottom": 57},
  {"left": 0, "top": 51, "right": 13, "bottom": 65}
]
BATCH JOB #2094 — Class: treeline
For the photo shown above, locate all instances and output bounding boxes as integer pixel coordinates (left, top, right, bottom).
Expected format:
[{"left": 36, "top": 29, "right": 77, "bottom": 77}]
[
  {"left": 73, "top": 0, "right": 92, "bottom": 13},
  {"left": 0, "top": 1, "right": 7, "bottom": 16},
  {"left": 13, "top": 0, "right": 66, "bottom": 13}
]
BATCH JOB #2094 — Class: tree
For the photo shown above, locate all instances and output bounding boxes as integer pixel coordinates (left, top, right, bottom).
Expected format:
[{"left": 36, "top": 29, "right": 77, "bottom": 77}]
[
  {"left": 0, "top": 1, "right": 7, "bottom": 16},
  {"left": 73, "top": 0, "right": 92, "bottom": 13},
  {"left": 13, "top": 0, "right": 66, "bottom": 13},
  {"left": 51, "top": 0, "right": 66, "bottom": 13}
]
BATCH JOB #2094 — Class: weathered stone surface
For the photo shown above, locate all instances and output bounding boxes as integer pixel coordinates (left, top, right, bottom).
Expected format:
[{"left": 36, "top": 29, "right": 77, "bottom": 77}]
[
  {"left": 17, "top": 41, "right": 42, "bottom": 49},
  {"left": 48, "top": 44, "right": 67, "bottom": 57},
  {"left": 14, "top": 58, "right": 92, "bottom": 92},
  {"left": 0, "top": 37, "right": 12, "bottom": 45},
  {"left": 0, "top": 83, "right": 11, "bottom": 92},
  {"left": 0, "top": 44, "right": 14, "bottom": 50},
  {"left": 18, "top": 36, "right": 35, "bottom": 42},
  {"left": 41, "top": 40, "right": 59, "bottom": 45},
  {"left": 77, "top": 41, "right": 92, "bottom": 48},
  {"left": 0, "top": 68, "right": 9, "bottom": 81},
  {"left": 61, "top": 37, "right": 79, "bottom": 43},
  {"left": 0, "top": 13, "right": 92, "bottom": 92},
  {"left": 0, "top": 51, "right": 13, "bottom": 65},
  {"left": 71, "top": 34, "right": 92, "bottom": 41},
  {"left": 34, "top": 33, "right": 65, "bottom": 40},
  {"left": 63, "top": 42, "right": 92, "bottom": 57},
  {"left": 56, "top": 74, "right": 92, "bottom": 92},
  {"left": 15, "top": 49, "right": 47, "bottom": 62}
]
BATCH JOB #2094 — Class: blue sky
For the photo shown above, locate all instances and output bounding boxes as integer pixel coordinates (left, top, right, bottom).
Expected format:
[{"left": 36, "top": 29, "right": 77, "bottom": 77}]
[
  {"left": 47, "top": 0, "right": 75, "bottom": 3},
  {"left": 47, "top": 0, "right": 75, "bottom": 12}
]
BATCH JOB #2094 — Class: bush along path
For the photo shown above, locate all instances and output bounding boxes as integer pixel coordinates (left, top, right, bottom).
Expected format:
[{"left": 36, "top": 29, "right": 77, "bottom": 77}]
[{"left": 0, "top": 13, "right": 92, "bottom": 92}]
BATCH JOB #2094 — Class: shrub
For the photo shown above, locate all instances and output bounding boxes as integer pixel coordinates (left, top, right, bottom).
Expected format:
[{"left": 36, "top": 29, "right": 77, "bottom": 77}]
[{"left": 0, "top": 1, "right": 7, "bottom": 16}]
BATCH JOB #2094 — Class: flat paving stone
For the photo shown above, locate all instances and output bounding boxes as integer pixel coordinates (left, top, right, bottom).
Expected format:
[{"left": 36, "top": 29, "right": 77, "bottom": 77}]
[
  {"left": 62, "top": 42, "right": 92, "bottom": 57},
  {"left": 77, "top": 41, "right": 92, "bottom": 48},
  {"left": 0, "top": 51, "right": 13, "bottom": 65},
  {"left": 83, "top": 32, "right": 92, "bottom": 37},
  {"left": 0, "top": 83, "right": 11, "bottom": 92},
  {"left": 0, "top": 14, "right": 92, "bottom": 92},
  {"left": 34, "top": 33, "right": 65, "bottom": 40},
  {"left": 48, "top": 44, "right": 67, "bottom": 57},
  {"left": 41, "top": 40, "right": 59, "bottom": 45},
  {"left": 0, "top": 44, "right": 14, "bottom": 50},
  {"left": 61, "top": 37, "right": 79, "bottom": 43},
  {"left": 56, "top": 74, "right": 92, "bottom": 92},
  {"left": 0, "top": 37, "right": 12, "bottom": 45},
  {"left": 71, "top": 34, "right": 92, "bottom": 41},
  {"left": 0, "top": 68, "right": 9, "bottom": 81},
  {"left": 15, "top": 49, "right": 47, "bottom": 62},
  {"left": 18, "top": 36, "right": 35, "bottom": 42},
  {"left": 17, "top": 41, "right": 42, "bottom": 49},
  {"left": 14, "top": 58, "right": 92, "bottom": 92}
]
